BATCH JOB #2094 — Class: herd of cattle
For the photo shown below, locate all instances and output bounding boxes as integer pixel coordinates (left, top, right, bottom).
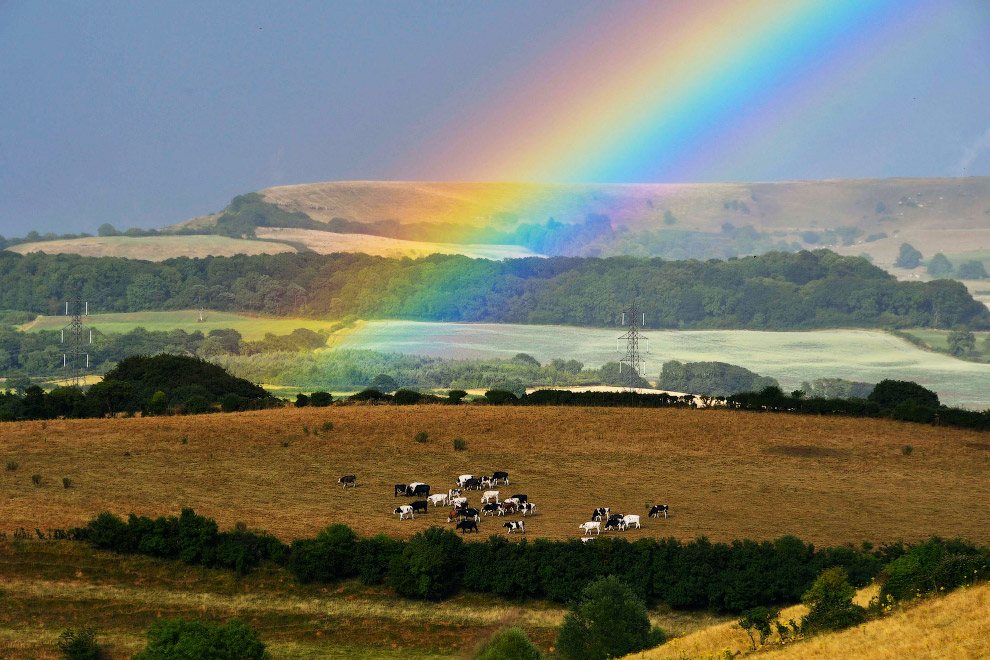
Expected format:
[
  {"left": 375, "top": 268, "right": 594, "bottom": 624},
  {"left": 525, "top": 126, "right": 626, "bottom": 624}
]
[{"left": 340, "top": 472, "right": 671, "bottom": 538}]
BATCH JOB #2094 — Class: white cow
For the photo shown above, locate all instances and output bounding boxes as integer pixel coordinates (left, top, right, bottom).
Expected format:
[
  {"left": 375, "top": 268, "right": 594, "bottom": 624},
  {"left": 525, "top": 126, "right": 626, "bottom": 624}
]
[
  {"left": 622, "top": 515, "right": 641, "bottom": 529},
  {"left": 579, "top": 521, "right": 601, "bottom": 536},
  {"left": 450, "top": 497, "right": 468, "bottom": 508},
  {"left": 393, "top": 505, "right": 414, "bottom": 520},
  {"left": 580, "top": 536, "right": 596, "bottom": 544},
  {"left": 428, "top": 493, "right": 449, "bottom": 507},
  {"left": 457, "top": 474, "right": 474, "bottom": 487},
  {"left": 481, "top": 490, "right": 500, "bottom": 504}
]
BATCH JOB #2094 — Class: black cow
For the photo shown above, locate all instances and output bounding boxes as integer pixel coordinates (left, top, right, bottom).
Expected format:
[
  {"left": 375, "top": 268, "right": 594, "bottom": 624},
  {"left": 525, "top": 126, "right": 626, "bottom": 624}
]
[
  {"left": 604, "top": 514, "right": 626, "bottom": 531},
  {"left": 411, "top": 500, "right": 429, "bottom": 514},
  {"left": 510, "top": 494, "right": 528, "bottom": 503},
  {"left": 409, "top": 484, "right": 430, "bottom": 498},
  {"left": 592, "top": 507, "right": 610, "bottom": 521},
  {"left": 464, "top": 477, "right": 482, "bottom": 490},
  {"left": 394, "top": 484, "right": 407, "bottom": 497},
  {"left": 459, "top": 507, "right": 480, "bottom": 521},
  {"left": 649, "top": 504, "right": 670, "bottom": 519},
  {"left": 455, "top": 520, "right": 479, "bottom": 533},
  {"left": 503, "top": 521, "right": 525, "bottom": 534},
  {"left": 482, "top": 502, "right": 501, "bottom": 516},
  {"left": 492, "top": 471, "right": 509, "bottom": 485},
  {"left": 338, "top": 475, "right": 356, "bottom": 488}
]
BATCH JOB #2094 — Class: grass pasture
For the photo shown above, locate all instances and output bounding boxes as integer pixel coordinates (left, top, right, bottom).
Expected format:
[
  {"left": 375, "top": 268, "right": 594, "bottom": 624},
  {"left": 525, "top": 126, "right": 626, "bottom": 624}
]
[
  {"left": 2, "top": 405, "right": 989, "bottom": 546},
  {"left": 334, "top": 321, "right": 990, "bottom": 408},
  {"left": 5, "top": 235, "right": 296, "bottom": 260},
  {"left": 18, "top": 310, "right": 340, "bottom": 341}
]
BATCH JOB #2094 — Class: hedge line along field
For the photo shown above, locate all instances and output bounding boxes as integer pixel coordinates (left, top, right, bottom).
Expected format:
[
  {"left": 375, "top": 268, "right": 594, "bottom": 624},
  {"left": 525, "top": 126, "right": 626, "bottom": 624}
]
[{"left": 2, "top": 405, "right": 990, "bottom": 545}]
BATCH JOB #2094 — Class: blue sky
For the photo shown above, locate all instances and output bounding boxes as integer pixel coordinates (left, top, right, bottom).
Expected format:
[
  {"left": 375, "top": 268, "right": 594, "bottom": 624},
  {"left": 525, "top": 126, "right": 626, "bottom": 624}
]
[{"left": 1, "top": 1, "right": 988, "bottom": 236}]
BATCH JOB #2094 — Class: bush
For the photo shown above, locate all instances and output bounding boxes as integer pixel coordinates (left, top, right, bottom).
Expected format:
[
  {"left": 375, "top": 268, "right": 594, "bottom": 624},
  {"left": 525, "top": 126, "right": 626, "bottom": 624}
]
[
  {"left": 147, "top": 391, "right": 168, "bottom": 416},
  {"left": 800, "top": 568, "right": 866, "bottom": 634},
  {"left": 485, "top": 389, "right": 518, "bottom": 405},
  {"left": 287, "top": 523, "right": 358, "bottom": 583},
  {"left": 414, "top": 431, "right": 429, "bottom": 443},
  {"left": 878, "top": 538, "right": 989, "bottom": 604},
  {"left": 309, "top": 391, "right": 333, "bottom": 407},
  {"left": 556, "top": 575, "right": 665, "bottom": 660},
  {"left": 56, "top": 626, "right": 103, "bottom": 660},
  {"left": 31, "top": 474, "right": 42, "bottom": 485},
  {"left": 294, "top": 393, "right": 309, "bottom": 407},
  {"left": 132, "top": 618, "right": 268, "bottom": 660},
  {"left": 355, "top": 533, "right": 404, "bottom": 585},
  {"left": 447, "top": 389, "right": 468, "bottom": 404},
  {"left": 183, "top": 395, "right": 213, "bottom": 415},
  {"left": 473, "top": 627, "right": 543, "bottom": 660},
  {"left": 394, "top": 389, "right": 422, "bottom": 405},
  {"left": 321, "top": 421, "right": 333, "bottom": 432},
  {"left": 349, "top": 388, "right": 384, "bottom": 402},
  {"left": 62, "top": 477, "right": 72, "bottom": 489},
  {"left": 453, "top": 437, "right": 467, "bottom": 451},
  {"left": 220, "top": 393, "right": 247, "bottom": 413},
  {"left": 868, "top": 379, "right": 939, "bottom": 411},
  {"left": 902, "top": 445, "right": 913, "bottom": 456},
  {"left": 737, "top": 606, "right": 779, "bottom": 649},
  {"left": 6, "top": 461, "right": 17, "bottom": 471},
  {"left": 368, "top": 373, "right": 399, "bottom": 393},
  {"left": 390, "top": 526, "right": 465, "bottom": 600}
]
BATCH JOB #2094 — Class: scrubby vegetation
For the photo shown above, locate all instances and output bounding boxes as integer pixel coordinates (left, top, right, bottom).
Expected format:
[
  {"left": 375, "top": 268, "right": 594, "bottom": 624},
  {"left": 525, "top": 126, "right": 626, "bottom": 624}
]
[{"left": 658, "top": 360, "right": 778, "bottom": 397}]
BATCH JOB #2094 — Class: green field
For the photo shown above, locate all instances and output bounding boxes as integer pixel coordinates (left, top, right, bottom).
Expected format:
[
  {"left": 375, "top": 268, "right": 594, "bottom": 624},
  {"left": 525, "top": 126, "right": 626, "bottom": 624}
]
[
  {"left": 334, "top": 321, "right": 990, "bottom": 409},
  {"left": 18, "top": 310, "right": 340, "bottom": 341},
  {"left": 904, "top": 327, "right": 990, "bottom": 354}
]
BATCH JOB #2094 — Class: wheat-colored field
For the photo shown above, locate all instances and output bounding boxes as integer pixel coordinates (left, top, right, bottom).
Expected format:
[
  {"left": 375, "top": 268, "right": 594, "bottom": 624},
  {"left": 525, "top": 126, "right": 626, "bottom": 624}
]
[
  {"left": 5, "top": 235, "right": 296, "bottom": 260},
  {"left": 2, "top": 406, "right": 989, "bottom": 545}
]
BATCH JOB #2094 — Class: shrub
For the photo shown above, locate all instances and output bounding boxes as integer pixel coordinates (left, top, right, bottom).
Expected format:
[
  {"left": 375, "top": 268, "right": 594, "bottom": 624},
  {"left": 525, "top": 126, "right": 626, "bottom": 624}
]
[
  {"left": 414, "top": 431, "right": 429, "bottom": 443},
  {"left": 556, "top": 575, "right": 665, "bottom": 660},
  {"left": 321, "top": 421, "right": 333, "bottom": 432},
  {"left": 62, "top": 477, "right": 72, "bottom": 489},
  {"left": 147, "top": 391, "right": 168, "bottom": 416},
  {"left": 309, "top": 391, "right": 332, "bottom": 407},
  {"left": 447, "top": 389, "right": 468, "bottom": 404},
  {"left": 294, "top": 393, "right": 309, "bottom": 408},
  {"left": 878, "top": 538, "right": 989, "bottom": 604},
  {"left": 56, "top": 626, "right": 103, "bottom": 660},
  {"left": 368, "top": 373, "right": 399, "bottom": 393},
  {"left": 390, "top": 526, "right": 465, "bottom": 600},
  {"left": 355, "top": 533, "right": 404, "bottom": 585},
  {"left": 31, "top": 474, "right": 42, "bottom": 485},
  {"left": 453, "top": 437, "right": 467, "bottom": 451},
  {"left": 287, "top": 523, "right": 358, "bottom": 583},
  {"left": 800, "top": 568, "right": 866, "bottom": 634},
  {"left": 132, "top": 618, "right": 268, "bottom": 660},
  {"left": 394, "top": 389, "right": 422, "bottom": 405},
  {"left": 485, "top": 389, "right": 518, "bottom": 405},
  {"left": 183, "top": 395, "right": 212, "bottom": 415},
  {"left": 737, "top": 606, "right": 779, "bottom": 649},
  {"left": 302, "top": 425, "right": 310, "bottom": 435},
  {"left": 220, "top": 393, "right": 247, "bottom": 413},
  {"left": 6, "top": 461, "right": 17, "bottom": 471},
  {"left": 868, "top": 379, "right": 939, "bottom": 411},
  {"left": 349, "top": 388, "right": 384, "bottom": 402},
  {"left": 902, "top": 445, "right": 913, "bottom": 456},
  {"left": 473, "top": 627, "right": 543, "bottom": 660}
]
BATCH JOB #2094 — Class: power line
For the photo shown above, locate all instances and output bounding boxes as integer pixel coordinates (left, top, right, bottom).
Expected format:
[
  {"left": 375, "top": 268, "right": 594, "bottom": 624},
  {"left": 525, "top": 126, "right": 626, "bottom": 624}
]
[
  {"left": 616, "top": 304, "right": 649, "bottom": 390},
  {"left": 60, "top": 300, "right": 92, "bottom": 387}
]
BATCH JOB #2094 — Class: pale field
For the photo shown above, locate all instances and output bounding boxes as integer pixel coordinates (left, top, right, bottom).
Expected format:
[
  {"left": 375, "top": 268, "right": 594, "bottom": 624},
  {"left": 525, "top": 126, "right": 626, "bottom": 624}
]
[
  {"left": 2, "top": 406, "right": 989, "bottom": 546},
  {"left": 255, "top": 227, "right": 540, "bottom": 260},
  {"left": 5, "top": 235, "right": 296, "bottom": 260},
  {"left": 833, "top": 228, "right": 990, "bottom": 271},
  {"left": 333, "top": 321, "right": 990, "bottom": 408},
  {"left": 18, "top": 310, "right": 338, "bottom": 341},
  {"left": 626, "top": 582, "right": 990, "bottom": 660}
]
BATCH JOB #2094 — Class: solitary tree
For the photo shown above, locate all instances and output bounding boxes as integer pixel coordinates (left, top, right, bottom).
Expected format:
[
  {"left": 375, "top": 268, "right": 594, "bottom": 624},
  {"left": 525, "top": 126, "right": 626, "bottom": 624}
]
[
  {"left": 96, "top": 223, "right": 120, "bottom": 237},
  {"left": 926, "top": 253, "right": 954, "bottom": 277},
  {"left": 473, "top": 627, "right": 543, "bottom": 660},
  {"left": 947, "top": 329, "right": 976, "bottom": 356},
  {"left": 894, "top": 243, "right": 923, "bottom": 269},
  {"left": 957, "top": 260, "right": 988, "bottom": 280},
  {"left": 800, "top": 568, "right": 866, "bottom": 634}
]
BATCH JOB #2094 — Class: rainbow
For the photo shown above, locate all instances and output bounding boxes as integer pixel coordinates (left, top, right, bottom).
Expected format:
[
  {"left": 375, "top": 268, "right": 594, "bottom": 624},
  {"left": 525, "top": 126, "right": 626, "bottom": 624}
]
[{"left": 410, "top": 0, "right": 945, "bottom": 200}]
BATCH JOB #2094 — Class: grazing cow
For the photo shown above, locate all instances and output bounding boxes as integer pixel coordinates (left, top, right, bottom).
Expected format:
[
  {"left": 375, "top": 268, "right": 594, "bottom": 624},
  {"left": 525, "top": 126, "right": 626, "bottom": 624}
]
[
  {"left": 580, "top": 536, "right": 596, "bottom": 544},
  {"left": 499, "top": 501, "right": 518, "bottom": 515},
  {"left": 492, "top": 471, "right": 509, "bottom": 485},
  {"left": 409, "top": 483, "right": 430, "bottom": 498},
  {"left": 455, "top": 520, "right": 479, "bottom": 534},
  {"left": 456, "top": 474, "right": 473, "bottom": 487},
  {"left": 482, "top": 502, "right": 501, "bottom": 516},
  {"left": 393, "top": 505, "right": 414, "bottom": 520},
  {"left": 447, "top": 508, "right": 462, "bottom": 523},
  {"left": 481, "top": 490, "right": 500, "bottom": 504},
  {"left": 394, "top": 484, "right": 408, "bottom": 498},
  {"left": 448, "top": 488, "right": 463, "bottom": 500},
  {"left": 604, "top": 514, "right": 626, "bottom": 532},
  {"left": 338, "top": 475, "right": 356, "bottom": 488},
  {"left": 479, "top": 476, "right": 494, "bottom": 488},
  {"left": 579, "top": 521, "right": 601, "bottom": 536},
  {"left": 450, "top": 496, "right": 468, "bottom": 508},
  {"left": 510, "top": 494, "right": 528, "bottom": 503},
  {"left": 503, "top": 521, "right": 525, "bottom": 534},
  {"left": 460, "top": 507, "right": 481, "bottom": 521},
  {"left": 649, "top": 504, "right": 670, "bottom": 519},
  {"left": 592, "top": 507, "right": 610, "bottom": 521},
  {"left": 464, "top": 477, "right": 482, "bottom": 491},
  {"left": 411, "top": 500, "right": 429, "bottom": 514},
  {"left": 518, "top": 502, "right": 536, "bottom": 516},
  {"left": 428, "top": 493, "right": 449, "bottom": 507},
  {"left": 622, "top": 514, "right": 641, "bottom": 529}
]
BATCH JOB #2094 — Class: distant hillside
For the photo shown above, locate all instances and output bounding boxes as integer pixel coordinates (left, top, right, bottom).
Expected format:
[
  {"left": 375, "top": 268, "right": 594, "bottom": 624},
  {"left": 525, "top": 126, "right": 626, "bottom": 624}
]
[{"left": 5, "top": 234, "right": 297, "bottom": 261}]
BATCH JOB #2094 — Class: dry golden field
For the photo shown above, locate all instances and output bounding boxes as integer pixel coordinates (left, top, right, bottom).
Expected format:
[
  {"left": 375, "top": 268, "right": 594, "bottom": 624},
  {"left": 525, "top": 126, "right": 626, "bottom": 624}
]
[
  {"left": 5, "top": 235, "right": 296, "bottom": 260},
  {"left": 2, "top": 405, "right": 990, "bottom": 545}
]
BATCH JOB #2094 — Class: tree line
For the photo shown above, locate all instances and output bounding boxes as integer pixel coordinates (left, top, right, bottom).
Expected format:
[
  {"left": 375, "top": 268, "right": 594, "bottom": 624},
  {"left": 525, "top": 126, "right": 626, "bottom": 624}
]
[{"left": 1, "top": 248, "right": 987, "bottom": 330}]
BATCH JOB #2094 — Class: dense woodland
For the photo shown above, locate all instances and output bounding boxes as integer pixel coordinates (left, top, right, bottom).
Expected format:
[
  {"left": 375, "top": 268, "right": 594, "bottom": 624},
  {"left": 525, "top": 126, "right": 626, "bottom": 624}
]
[{"left": 1, "top": 249, "right": 986, "bottom": 330}]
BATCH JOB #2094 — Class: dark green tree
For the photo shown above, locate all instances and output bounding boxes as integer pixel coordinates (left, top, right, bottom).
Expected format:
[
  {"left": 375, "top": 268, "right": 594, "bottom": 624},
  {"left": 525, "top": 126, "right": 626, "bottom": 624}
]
[
  {"left": 894, "top": 243, "right": 923, "bottom": 269},
  {"left": 947, "top": 329, "right": 976, "bottom": 356},
  {"left": 926, "top": 253, "right": 954, "bottom": 277},
  {"left": 132, "top": 618, "right": 268, "bottom": 660},
  {"left": 799, "top": 568, "right": 866, "bottom": 634},
  {"left": 867, "top": 379, "right": 939, "bottom": 410},
  {"left": 389, "top": 527, "right": 465, "bottom": 600},
  {"left": 56, "top": 626, "right": 103, "bottom": 660},
  {"left": 96, "top": 223, "right": 119, "bottom": 237},
  {"left": 368, "top": 373, "right": 399, "bottom": 392},
  {"left": 473, "top": 627, "right": 543, "bottom": 660},
  {"left": 957, "top": 260, "right": 988, "bottom": 280}
]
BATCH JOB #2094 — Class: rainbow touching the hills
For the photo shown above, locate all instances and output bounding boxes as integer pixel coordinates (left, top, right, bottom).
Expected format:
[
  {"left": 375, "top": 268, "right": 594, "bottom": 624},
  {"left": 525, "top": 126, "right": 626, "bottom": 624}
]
[{"left": 398, "top": 0, "right": 959, "bottom": 235}]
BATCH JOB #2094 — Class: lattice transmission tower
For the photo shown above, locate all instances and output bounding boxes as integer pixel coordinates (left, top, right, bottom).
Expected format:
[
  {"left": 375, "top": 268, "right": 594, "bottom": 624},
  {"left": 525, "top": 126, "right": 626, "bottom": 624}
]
[
  {"left": 60, "top": 300, "right": 93, "bottom": 387},
  {"left": 616, "top": 305, "right": 649, "bottom": 390}
]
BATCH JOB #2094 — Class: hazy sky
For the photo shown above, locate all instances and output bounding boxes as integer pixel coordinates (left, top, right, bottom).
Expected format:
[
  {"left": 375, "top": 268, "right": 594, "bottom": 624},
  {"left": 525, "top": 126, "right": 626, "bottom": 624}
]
[{"left": 1, "top": 1, "right": 988, "bottom": 236}]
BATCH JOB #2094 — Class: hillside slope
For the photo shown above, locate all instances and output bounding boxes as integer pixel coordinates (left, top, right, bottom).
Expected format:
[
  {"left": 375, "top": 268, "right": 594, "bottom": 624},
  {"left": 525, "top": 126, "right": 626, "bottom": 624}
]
[{"left": 5, "top": 235, "right": 297, "bottom": 260}]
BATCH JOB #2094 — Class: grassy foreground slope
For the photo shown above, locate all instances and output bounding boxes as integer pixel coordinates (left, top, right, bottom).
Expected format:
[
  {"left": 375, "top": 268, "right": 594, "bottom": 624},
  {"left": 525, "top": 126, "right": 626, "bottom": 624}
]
[
  {"left": 2, "top": 406, "right": 989, "bottom": 545},
  {"left": 5, "top": 235, "right": 297, "bottom": 260}
]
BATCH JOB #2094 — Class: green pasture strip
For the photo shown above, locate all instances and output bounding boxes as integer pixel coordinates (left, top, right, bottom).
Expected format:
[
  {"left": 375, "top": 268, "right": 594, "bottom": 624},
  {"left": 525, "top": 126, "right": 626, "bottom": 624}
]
[
  {"left": 18, "top": 310, "right": 340, "bottom": 341},
  {"left": 903, "top": 328, "right": 990, "bottom": 352}
]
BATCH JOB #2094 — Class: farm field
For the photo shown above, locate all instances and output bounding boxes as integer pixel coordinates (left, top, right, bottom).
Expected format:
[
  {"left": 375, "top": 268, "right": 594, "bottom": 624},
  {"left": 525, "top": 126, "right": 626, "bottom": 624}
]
[
  {"left": 4, "top": 235, "right": 296, "bottom": 260},
  {"left": 334, "top": 321, "right": 990, "bottom": 409},
  {"left": 18, "top": 310, "right": 338, "bottom": 341},
  {"left": 903, "top": 327, "right": 990, "bottom": 354},
  {"left": 2, "top": 405, "right": 989, "bottom": 546}
]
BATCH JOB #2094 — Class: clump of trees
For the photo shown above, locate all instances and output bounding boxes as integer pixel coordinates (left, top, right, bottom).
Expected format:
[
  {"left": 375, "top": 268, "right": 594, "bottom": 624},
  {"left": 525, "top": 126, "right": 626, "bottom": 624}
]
[
  {"left": 133, "top": 619, "right": 268, "bottom": 660},
  {"left": 659, "top": 360, "right": 778, "bottom": 397}
]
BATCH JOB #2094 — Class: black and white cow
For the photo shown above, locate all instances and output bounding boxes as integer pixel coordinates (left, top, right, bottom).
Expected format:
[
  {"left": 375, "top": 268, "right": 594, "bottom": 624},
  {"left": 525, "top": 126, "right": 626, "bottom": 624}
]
[
  {"left": 456, "top": 474, "right": 473, "bottom": 488},
  {"left": 394, "top": 484, "right": 408, "bottom": 498},
  {"left": 510, "top": 494, "right": 528, "bottom": 503},
  {"left": 482, "top": 502, "right": 501, "bottom": 516},
  {"left": 604, "top": 514, "right": 626, "bottom": 531},
  {"left": 455, "top": 520, "right": 479, "bottom": 533},
  {"left": 592, "top": 507, "right": 610, "bottom": 521},
  {"left": 393, "top": 505, "right": 414, "bottom": 520},
  {"left": 492, "top": 471, "right": 509, "bottom": 485},
  {"left": 464, "top": 477, "right": 482, "bottom": 491},
  {"left": 411, "top": 500, "right": 429, "bottom": 514},
  {"left": 338, "top": 475, "right": 356, "bottom": 488},
  {"left": 408, "top": 483, "right": 430, "bottom": 498},
  {"left": 503, "top": 521, "right": 525, "bottom": 534},
  {"left": 459, "top": 507, "right": 481, "bottom": 521},
  {"left": 649, "top": 504, "right": 670, "bottom": 519},
  {"left": 518, "top": 502, "right": 536, "bottom": 516}
]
